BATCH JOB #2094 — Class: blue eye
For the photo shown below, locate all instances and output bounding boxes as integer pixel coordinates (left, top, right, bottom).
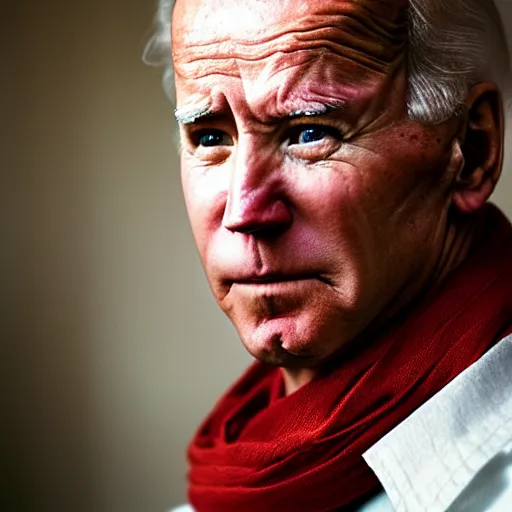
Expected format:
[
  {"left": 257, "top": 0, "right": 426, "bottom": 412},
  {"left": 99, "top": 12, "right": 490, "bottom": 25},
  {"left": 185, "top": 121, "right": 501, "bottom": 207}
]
[
  {"left": 195, "top": 130, "right": 232, "bottom": 147},
  {"left": 290, "top": 125, "right": 341, "bottom": 145},
  {"left": 299, "top": 127, "right": 327, "bottom": 144}
]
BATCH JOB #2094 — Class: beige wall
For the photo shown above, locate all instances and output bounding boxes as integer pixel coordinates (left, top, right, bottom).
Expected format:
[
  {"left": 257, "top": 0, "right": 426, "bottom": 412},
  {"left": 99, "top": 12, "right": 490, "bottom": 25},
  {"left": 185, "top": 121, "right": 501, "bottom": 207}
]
[{"left": 3, "top": 1, "right": 512, "bottom": 511}]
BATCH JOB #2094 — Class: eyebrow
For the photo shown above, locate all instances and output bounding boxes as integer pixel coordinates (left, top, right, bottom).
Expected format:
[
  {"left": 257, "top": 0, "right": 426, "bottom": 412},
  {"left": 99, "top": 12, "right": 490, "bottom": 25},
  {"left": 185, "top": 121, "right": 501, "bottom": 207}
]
[
  {"left": 174, "top": 102, "right": 345, "bottom": 125},
  {"left": 174, "top": 106, "right": 214, "bottom": 125},
  {"left": 287, "top": 103, "right": 345, "bottom": 119}
]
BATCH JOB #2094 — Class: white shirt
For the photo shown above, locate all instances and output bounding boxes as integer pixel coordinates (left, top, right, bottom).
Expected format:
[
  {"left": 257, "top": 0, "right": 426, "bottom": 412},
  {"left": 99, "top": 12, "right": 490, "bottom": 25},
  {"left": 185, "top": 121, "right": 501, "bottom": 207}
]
[
  {"left": 172, "top": 335, "right": 512, "bottom": 512},
  {"left": 362, "top": 333, "right": 512, "bottom": 512}
]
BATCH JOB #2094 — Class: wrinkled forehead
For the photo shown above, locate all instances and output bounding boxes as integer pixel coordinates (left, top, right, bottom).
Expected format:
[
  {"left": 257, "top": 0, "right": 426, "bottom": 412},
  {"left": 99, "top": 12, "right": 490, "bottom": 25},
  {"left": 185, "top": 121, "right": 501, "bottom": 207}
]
[
  {"left": 172, "top": 0, "right": 408, "bottom": 40},
  {"left": 172, "top": 0, "right": 409, "bottom": 75}
]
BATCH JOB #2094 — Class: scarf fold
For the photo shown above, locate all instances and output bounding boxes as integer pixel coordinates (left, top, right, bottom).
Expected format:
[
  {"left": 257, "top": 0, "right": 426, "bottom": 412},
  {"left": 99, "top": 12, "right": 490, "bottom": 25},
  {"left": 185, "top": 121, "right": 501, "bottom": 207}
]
[{"left": 188, "top": 205, "right": 512, "bottom": 512}]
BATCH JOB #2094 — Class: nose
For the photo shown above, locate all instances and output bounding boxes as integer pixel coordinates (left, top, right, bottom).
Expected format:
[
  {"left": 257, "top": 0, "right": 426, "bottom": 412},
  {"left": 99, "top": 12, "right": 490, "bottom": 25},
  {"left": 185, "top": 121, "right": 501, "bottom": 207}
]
[{"left": 222, "top": 142, "right": 293, "bottom": 236}]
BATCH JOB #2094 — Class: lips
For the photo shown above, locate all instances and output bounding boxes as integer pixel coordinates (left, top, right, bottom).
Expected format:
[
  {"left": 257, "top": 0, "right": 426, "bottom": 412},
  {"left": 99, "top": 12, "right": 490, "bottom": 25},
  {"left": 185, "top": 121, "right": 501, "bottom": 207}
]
[
  {"left": 237, "top": 274, "right": 313, "bottom": 284},
  {"left": 231, "top": 273, "right": 332, "bottom": 286}
]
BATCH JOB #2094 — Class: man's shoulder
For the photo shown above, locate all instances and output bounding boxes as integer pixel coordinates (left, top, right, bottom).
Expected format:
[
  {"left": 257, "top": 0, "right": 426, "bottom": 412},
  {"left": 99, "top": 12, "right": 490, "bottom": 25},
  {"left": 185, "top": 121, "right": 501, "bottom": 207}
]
[{"left": 364, "top": 334, "right": 512, "bottom": 512}]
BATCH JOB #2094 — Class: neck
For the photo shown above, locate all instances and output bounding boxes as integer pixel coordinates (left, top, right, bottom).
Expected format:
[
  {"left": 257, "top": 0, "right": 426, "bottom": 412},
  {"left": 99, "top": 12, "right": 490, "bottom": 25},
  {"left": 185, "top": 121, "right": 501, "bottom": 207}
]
[
  {"left": 281, "top": 212, "right": 481, "bottom": 396},
  {"left": 282, "top": 367, "right": 317, "bottom": 395},
  {"left": 431, "top": 212, "right": 478, "bottom": 286}
]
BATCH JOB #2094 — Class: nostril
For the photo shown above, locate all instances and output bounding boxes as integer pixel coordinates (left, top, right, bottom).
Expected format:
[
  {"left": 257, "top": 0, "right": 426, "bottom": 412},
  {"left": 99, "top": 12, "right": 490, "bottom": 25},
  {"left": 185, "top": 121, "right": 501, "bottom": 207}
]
[
  {"left": 223, "top": 198, "right": 293, "bottom": 237},
  {"left": 236, "top": 223, "right": 290, "bottom": 239},
  {"left": 223, "top": 195, "right": 293, "bottom": 237}
]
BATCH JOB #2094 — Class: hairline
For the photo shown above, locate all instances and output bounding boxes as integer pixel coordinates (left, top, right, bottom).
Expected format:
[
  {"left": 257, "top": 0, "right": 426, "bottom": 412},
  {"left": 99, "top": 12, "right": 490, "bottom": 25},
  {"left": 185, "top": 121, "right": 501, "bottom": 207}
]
[{"left": 144, "top": 0, "right": 511, "bottom": 126}]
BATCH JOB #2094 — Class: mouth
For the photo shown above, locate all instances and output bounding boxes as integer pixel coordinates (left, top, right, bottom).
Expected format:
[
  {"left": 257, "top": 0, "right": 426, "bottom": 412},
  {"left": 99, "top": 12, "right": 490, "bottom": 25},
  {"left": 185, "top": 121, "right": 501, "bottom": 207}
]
[{"left": 232, "top": 274, "right": 332, "bottom": 286}]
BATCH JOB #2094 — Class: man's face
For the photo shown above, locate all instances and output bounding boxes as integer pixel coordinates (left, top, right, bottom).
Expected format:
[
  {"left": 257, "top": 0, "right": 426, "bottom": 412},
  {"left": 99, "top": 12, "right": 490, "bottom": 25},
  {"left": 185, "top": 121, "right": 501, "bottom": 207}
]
[{"left": 172, "top": 0, "right": 462, "bottom": 368}]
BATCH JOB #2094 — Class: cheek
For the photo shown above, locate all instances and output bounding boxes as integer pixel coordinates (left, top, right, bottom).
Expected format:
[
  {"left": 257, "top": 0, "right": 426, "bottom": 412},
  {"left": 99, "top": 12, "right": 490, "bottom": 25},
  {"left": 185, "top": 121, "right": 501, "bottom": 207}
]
[
  {"left": 350, "top": 130, "right": 453, "bottom": 216},
  {"left": 291, "top": 156, "right": 382, "bottom": 234},
  {"left": 180, "top": 159, "right": 228, "bottom": 258},
  {"left": 289, "top": 134, "right": 452, "bottom": 271},
  {"left": 291, "top": 164, "right": 378, "bottom": 289},
  {"left": 297, "top": 171, "right": 365, "bottom": 242}
]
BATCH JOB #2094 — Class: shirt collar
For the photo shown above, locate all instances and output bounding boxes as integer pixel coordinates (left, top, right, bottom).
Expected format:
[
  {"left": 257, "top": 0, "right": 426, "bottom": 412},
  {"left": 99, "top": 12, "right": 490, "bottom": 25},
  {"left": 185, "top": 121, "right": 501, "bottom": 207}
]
[{"left": 363, "top": 334, "right": 512, "bottom": 512}]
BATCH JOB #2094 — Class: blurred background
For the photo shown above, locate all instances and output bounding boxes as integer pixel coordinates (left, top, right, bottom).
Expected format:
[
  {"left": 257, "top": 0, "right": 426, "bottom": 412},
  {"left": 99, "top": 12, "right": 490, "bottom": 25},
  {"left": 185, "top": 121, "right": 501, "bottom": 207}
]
[{"left": 2, "top": 1, "right": 512, "bottom": 511}]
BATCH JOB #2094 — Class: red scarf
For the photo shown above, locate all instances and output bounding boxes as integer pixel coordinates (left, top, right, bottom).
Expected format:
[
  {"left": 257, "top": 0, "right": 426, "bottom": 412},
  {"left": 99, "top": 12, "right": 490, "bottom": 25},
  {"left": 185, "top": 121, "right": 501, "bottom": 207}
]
[{"left": 188, "top": 205, "right": 512, "bottom": 512}]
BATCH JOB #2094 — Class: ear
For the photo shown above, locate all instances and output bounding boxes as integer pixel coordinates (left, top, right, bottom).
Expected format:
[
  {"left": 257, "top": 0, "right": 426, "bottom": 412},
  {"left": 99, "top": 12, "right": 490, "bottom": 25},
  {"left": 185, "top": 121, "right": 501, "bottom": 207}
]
[{"left": 452, "top": 83, "right": 504, "bottom": 214}]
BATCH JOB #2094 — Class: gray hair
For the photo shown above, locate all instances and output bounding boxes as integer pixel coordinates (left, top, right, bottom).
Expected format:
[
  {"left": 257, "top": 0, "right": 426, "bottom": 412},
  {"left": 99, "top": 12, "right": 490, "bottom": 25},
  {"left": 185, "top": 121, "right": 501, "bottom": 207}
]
[{"left": 143, "top": 0, "right": 511, "bottom": 125}]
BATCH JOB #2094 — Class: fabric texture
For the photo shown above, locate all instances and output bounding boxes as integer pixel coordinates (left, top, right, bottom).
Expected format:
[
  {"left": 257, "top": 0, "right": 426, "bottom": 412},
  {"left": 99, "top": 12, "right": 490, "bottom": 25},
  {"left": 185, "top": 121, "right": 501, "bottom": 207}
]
[
  {"left": 364, "top": 334, "right": 512, "bottom": 512},
  {"left": 187, "top": 205, "right": 512, "bottom": 512}
]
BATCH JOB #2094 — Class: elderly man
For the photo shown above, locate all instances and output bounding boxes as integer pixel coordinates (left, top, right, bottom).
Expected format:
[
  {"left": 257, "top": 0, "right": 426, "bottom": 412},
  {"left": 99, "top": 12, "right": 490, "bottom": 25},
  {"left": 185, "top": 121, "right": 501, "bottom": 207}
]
[{"left": 145, "top": 0, "right": 512, "bottom": 510}]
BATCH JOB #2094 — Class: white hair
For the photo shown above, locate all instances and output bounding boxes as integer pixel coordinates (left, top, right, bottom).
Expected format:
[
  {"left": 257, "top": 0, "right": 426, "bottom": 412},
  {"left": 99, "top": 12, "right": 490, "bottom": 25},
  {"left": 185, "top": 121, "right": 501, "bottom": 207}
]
[{"left": 143, "top": 0, "right": 511, "bottom": 125}]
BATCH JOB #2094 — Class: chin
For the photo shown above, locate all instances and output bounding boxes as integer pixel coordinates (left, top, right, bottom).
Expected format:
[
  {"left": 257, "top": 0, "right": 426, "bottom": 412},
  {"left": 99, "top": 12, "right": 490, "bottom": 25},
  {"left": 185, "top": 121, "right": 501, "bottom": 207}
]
[
  {"left": 246, "top": 335, "right": 320, "bottom": 369},
  {"left": 237, "top": 315, "right": 338, "bottom": 369},
  {"left": 221, "top": 279, "right": 364, "bottom": 369}
]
